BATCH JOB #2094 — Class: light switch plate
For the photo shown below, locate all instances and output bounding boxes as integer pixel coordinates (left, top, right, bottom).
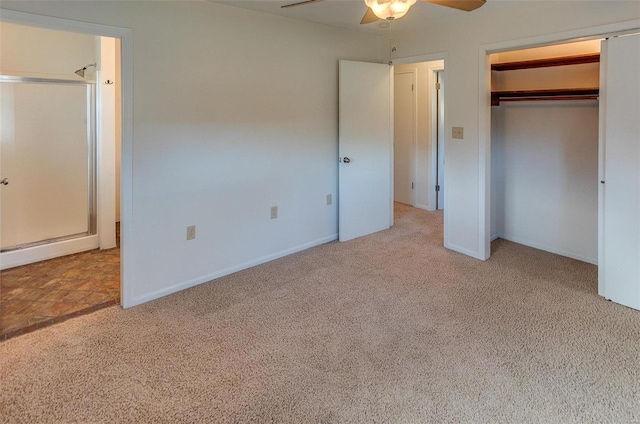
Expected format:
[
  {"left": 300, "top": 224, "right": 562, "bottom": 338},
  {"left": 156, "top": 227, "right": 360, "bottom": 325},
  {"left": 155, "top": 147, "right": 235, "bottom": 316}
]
[{"left": 187, "top": 225, "right": 196, "bottom": 240}]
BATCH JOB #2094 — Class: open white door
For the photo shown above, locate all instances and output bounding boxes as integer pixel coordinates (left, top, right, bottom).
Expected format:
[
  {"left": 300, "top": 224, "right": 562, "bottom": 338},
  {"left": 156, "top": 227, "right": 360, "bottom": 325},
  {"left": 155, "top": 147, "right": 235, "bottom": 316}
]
[
  {"left": 599, "top": 34, "right": 640, "bottom": 310},
  {"left": 338, "top": 60, "right": 393, "bottom": 242}
]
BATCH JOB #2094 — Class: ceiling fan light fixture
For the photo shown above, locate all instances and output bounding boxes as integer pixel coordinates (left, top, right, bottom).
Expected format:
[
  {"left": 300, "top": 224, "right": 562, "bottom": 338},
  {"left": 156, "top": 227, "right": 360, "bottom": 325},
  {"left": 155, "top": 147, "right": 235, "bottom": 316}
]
[{"left": 364, "top": 0, "right": 417, "bottom": 20}]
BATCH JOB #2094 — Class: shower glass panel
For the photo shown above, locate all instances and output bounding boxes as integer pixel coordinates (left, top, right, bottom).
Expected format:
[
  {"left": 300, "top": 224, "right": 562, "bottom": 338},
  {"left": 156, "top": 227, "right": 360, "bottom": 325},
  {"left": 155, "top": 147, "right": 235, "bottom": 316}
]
[{"left": 0, "top": 77, "right": 96, "bottom": 252}]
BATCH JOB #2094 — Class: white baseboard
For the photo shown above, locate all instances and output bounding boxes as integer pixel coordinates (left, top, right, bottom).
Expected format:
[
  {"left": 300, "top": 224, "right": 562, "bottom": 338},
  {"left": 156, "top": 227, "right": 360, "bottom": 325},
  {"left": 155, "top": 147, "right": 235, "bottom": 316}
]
[
  {"left": 1, "top": 235, "right": 100, "bottom": 270},
  {"left": 414, "top": 203, "right": 433, "bottom": 212},
  {"left": 444, "top": 241, "right": 484, "bottom": 261},
  {"left": 125, "top": 233, "right": 339, "bottom": 308},
  {"left": 494, "top": 234, "right": 597, "bottom": 265}
]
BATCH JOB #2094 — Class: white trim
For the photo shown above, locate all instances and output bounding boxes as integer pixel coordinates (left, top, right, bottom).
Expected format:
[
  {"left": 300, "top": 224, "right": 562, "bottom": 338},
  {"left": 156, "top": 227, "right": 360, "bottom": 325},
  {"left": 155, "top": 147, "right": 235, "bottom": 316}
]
[
  {"left": 127, "top": 234, "right": 339, "bottom": 308},
  {"left": 478, "top": 18, "right": 640, "bottom": 263},
  {"left": 444, "top": 241, "right": 484, "bottom": 260},
  {"left": 389, "top": 65, "right": 395, "bottom": 227},
  {"left": 393, "top": 52, "right": 448, "bottom": 66},
  {"left": 1, "top": 235, "right": 99, "bottom": 270},
  {"left": 431, "top": 65, "right": 444, "bottom": 212},
  {"left": 1, "top": 10, "right": 134, "bottom": 308},
  {"left": 478, "top": 50, "right": 491, "bottom": 260},
  {"left": 597, "top": 39, "right": 608, "bottom": 298}
]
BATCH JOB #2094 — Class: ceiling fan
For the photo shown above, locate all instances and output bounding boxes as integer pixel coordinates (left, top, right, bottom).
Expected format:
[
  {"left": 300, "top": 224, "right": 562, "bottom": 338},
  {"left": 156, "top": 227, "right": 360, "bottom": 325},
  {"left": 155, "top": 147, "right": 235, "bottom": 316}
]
[{"left": 281, "top": 0, "right": 486, "bottom": 24}]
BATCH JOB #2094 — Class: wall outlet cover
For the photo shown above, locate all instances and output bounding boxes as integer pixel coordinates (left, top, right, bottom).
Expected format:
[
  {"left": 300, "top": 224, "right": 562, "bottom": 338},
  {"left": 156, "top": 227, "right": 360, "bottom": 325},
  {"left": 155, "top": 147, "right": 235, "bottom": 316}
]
[
  {"left": 187, "top": 225, "right": 196, "bottom": 240},
  {"left": 326, "top": 194, "right": 332, "bottom": 205},
  {"left": 270, "top": 206, "right": 278, "bottom": 219}
]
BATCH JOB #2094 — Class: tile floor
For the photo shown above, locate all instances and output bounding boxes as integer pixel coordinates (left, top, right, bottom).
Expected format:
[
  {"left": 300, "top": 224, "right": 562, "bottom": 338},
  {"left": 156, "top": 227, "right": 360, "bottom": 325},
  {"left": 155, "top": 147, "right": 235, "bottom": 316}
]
[{"left": 0, "top": 228, "right": 120, "bottom": 341}]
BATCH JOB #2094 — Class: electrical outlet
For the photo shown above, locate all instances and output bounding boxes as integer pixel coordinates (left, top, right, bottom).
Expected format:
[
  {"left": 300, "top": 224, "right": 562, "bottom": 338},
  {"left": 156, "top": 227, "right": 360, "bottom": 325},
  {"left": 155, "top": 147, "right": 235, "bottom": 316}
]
[
  {"left": 187, "top": 225, "right": 196, "bottom": 240},
  {"left": 270, "top": 206, "right": 278, "bottom": 219},
  {"left": 452, "top": 127, "right": 464, "bottom": 139},
  {"left": 326, "top": 194, "right": 332, "bottom": 205}
]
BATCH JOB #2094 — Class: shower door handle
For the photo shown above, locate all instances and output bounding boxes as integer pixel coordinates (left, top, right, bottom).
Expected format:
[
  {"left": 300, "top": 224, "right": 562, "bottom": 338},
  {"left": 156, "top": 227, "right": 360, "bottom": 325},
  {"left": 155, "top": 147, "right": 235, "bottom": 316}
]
[{"left": 0, "top": 178, "right": 8, "bottom": 186}]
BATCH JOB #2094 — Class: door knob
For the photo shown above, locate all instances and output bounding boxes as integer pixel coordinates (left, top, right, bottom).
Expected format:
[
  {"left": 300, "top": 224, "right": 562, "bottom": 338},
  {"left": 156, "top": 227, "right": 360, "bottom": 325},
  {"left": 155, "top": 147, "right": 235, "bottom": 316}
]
[
  {"left": 0, "top": 178, "right": 8, "bottom": 186},
  {"left": 343, "top": 157, "right": 351, "bottom": 164}
]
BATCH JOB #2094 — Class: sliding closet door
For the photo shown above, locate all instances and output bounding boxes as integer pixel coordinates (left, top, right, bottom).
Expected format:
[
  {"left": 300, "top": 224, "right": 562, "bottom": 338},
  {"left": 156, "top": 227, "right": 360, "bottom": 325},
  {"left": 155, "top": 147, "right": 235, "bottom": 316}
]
[{"left": 598, "top": 34, "right": 640, "bottom": 310}]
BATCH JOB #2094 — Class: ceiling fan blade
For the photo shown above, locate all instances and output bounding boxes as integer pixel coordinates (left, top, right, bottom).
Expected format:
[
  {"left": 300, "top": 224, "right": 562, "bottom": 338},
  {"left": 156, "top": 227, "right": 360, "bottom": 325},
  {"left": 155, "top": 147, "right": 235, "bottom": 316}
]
[
  {"left": 422, "top": 0, "right": 486, "bottom": 12},
  {"left": 281, "top": 0, "right": 325, "bottom": 8},
  {"left": 360, "top": 7, "right": 380, "bottom": 24}
]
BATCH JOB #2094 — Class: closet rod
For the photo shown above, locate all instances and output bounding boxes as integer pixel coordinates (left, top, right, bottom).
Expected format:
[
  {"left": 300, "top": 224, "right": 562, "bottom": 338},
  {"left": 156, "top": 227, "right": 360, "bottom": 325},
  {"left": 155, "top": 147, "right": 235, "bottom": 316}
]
[
  {"left": 496, "top": 95, "right": 599, "bottom": 103},
  {"left": 491, "top": 88, "right": 599, "bottom": 105}
]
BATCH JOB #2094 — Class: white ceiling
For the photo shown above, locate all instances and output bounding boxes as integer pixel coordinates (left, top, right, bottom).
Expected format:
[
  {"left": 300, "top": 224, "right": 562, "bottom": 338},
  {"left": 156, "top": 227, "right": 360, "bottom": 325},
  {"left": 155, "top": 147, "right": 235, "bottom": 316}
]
[{"left": 210, "top": 0, "right": 488, "bottom": 35}]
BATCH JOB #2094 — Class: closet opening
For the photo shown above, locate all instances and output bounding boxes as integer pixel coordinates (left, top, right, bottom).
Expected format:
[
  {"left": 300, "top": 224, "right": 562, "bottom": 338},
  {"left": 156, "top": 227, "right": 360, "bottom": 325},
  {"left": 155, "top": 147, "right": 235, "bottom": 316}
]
[
  {"left": 490, "top": 39, "right": 602, "bottom": 265},
  {"left": 480, "top": 23, "right": 640, "bottom": 310}
]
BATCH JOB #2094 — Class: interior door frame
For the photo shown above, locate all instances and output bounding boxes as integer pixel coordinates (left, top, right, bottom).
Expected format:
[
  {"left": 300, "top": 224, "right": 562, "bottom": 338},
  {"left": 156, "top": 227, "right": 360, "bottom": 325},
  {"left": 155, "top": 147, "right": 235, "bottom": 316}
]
[
  {"left": 1, "top": 10, "right": 134, "bottom": 307},
  {"left": 393, "top": 54, "right": 447, "bottom": 217},
  {"left": 478, "top": 19, "right": 640, "bottom": 262},
  {"left": 433, "top": 67, "right": 445, "bottom": 211}
]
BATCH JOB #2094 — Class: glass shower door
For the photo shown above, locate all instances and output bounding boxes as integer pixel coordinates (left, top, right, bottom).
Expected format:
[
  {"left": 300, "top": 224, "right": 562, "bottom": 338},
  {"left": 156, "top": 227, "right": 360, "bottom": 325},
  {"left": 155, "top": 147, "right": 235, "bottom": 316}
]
[{"left": 0, "top": 77, "right": 96, "bottom": 252}]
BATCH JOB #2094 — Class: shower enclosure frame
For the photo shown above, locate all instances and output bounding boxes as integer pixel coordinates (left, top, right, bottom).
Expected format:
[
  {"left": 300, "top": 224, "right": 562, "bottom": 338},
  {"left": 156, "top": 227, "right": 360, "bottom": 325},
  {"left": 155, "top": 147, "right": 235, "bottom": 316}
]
[{"left": 0, "top": 75, "right": 98, "bottom": 253}]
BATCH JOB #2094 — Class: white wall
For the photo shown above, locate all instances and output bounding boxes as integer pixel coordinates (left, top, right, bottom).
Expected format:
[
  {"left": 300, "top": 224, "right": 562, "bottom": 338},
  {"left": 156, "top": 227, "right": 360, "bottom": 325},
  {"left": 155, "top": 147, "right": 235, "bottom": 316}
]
[
  {"left": 99, "top": 36, "right": 117, "bottom": 249},
  {"left": 391, "top": 1, "right": 640, "bottom": 259},
  {"left": 0, "top": 1, "right": 381, "bottom": 306},
  {"left": 491, "top": 40, "right": 601, "bottom": 92},
  {"left": 0, "top": 21, "right": 96, "bottom": 78},
  {"left": 492, "top": 101, "right": 599, "bottom": 263},
  {"left": 491, "top": 39, "right": 602, "bottom": 63},
  {"left": 394, "top": 60, "right": 443, "bottom": 211}
]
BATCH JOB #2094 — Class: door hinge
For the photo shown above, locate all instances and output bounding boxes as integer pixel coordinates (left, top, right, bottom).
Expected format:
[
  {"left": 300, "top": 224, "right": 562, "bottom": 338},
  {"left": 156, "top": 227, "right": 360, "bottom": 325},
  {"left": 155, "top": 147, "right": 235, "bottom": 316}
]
[
  {"left": 436, "top": 185, "right": 440, "bottom": 192},
  {"left": 411, "top": 84, "right": 414, "bottom": 91},
  {"left": 412, "top": 182, "right": 414, "bottom": 189},
  {"left": 436, "top": 82, "right": 441, "bottom": 90}
]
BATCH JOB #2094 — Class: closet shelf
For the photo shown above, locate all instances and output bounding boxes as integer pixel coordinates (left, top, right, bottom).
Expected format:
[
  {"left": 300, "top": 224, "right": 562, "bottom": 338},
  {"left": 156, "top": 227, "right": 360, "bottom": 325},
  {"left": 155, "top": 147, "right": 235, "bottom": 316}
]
[
  {"left": 491, "top": 88, "right": 599, "bottom": 106},
  {"left": 491, "top": 53, "right": 600, "bottom": 71}
]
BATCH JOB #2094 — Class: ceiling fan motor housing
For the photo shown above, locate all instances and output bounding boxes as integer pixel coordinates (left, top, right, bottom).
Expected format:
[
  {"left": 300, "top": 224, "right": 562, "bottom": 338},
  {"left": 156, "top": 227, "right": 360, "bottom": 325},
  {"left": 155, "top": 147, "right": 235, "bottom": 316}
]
[{"left": 365, "top": 0, "right": 417, "bottom": 21}]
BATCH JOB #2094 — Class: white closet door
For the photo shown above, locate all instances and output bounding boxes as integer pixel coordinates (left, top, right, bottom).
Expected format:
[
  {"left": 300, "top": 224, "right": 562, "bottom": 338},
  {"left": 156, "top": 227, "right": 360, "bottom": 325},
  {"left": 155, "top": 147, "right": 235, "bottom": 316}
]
[{"left": 599, "top": 34, "right": 640, "bottom": 310}]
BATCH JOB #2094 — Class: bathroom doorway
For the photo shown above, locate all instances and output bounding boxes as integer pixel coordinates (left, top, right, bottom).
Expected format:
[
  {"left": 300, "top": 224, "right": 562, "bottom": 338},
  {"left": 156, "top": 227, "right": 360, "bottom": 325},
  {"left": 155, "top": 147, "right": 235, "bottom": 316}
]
[{"left": 0, "top": 21, "right": 123, "bottom": 339}]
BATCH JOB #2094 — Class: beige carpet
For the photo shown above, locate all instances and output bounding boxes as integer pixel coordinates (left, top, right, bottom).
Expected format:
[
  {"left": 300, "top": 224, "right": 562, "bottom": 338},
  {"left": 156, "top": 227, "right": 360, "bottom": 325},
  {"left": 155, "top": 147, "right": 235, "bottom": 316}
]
[{"left": 1, "top": 204, "right": 639, "bottom": 423}]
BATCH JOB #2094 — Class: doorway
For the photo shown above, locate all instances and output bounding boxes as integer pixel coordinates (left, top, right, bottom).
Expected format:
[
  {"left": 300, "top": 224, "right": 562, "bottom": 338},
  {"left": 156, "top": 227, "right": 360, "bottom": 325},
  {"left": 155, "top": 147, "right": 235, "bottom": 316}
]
[
  {"left": 393, "top": 60, "right": 444, "bottom": 212},
  {"left": 489, "top": 39, "right": 601, "bottom": 265},
  {"left": 0, "top": 17, "right": 127, "bottom": 339}
]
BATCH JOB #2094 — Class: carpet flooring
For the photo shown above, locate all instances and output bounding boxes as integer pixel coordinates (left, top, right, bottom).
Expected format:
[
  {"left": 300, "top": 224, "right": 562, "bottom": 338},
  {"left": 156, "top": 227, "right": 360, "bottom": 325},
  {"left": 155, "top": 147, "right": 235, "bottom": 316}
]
[{"left": 1, "top": 204, "right": 638, "bottom": 423}]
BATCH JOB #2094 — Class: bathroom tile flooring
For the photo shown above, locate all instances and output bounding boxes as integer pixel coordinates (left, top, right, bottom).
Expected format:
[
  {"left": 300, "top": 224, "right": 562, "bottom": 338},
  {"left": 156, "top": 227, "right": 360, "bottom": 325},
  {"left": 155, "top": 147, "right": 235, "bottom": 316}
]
[{"left": 0, "top": 232, "right": 120, "bottom": 341}]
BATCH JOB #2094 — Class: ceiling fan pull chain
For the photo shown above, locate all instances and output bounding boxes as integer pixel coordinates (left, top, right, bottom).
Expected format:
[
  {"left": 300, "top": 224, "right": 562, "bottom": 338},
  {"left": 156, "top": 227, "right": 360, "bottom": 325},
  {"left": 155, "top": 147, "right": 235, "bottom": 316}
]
[{"left": 388, "top": 21, "right": 394, "bottom": 65}]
